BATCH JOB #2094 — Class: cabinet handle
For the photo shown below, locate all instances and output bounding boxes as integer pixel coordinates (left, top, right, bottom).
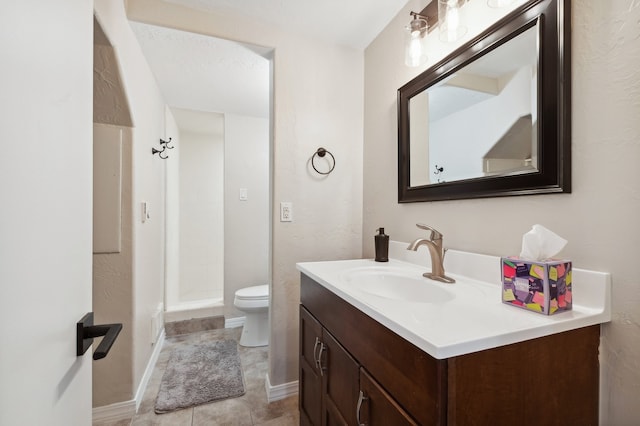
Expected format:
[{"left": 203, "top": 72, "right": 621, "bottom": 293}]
[
  {"left": 313, "top": 337, "right": 321, "bottom": 367},
  {"left": 317, "top": 342, "right": 326, "bottom": 376},
  {"left": 357, "top": 390, "right": 368, "bottom": 426}
]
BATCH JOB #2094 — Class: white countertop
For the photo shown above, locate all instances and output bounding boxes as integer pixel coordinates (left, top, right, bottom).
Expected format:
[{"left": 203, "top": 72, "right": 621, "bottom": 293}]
[{"left": 296, "top": 241, "right": 611, "bottom": 359}]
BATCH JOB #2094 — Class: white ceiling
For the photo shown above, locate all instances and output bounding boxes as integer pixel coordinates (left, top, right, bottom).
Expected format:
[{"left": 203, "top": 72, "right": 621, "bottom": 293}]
[
  {"left": 130, "top": 21, "right": 271, "bottom": 120},
  {"left": 163, "top": 0, "right": 411, "bottom": 50},
  {"left": 130, "top": 1, "right": 410, "bottom": 130}
]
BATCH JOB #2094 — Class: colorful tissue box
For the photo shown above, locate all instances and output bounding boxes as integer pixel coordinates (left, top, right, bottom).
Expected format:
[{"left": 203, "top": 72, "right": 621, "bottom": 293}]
[{"left": 501, "top": 257, "right": 572, "bottom": 315}]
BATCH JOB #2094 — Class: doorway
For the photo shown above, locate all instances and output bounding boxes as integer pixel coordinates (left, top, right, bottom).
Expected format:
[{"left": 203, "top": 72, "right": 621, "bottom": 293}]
[{"left": 129, "top": 21, "right": 273, "bottom": 324}]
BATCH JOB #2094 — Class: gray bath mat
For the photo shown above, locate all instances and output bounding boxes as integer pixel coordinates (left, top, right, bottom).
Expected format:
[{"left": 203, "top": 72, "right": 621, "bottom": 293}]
[{"left": 155, "top": 340, "right": 245, "bottom": 413}]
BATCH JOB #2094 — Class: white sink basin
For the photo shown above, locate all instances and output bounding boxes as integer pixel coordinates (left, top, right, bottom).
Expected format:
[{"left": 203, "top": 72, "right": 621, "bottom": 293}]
[{"left": 340, "top": 266, "right": 454, "bottom": 304}]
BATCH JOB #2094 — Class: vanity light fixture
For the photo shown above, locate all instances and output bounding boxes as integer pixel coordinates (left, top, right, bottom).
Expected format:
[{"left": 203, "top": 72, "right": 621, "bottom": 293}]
[
  {"left": 404, "top": 0, "right": 468, "bottom": 67},
  {"left": 402, "top": 0, "right": 520, "bottom": 65},
  {"left": 404, "top": 11, "right": 429, "bottom": 67}
]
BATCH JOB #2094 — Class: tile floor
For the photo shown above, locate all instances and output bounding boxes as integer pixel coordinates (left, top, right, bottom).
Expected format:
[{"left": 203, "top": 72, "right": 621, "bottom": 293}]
[{"left": 95, "top": 327, "right": 299, "bottom": 426}]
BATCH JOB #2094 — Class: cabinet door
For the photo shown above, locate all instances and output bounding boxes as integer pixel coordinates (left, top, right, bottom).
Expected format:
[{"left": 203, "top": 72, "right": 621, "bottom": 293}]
[
  {"left": 300, "top": 307, "right": 323, "bottom": 426},
  {"left": 322, "top": 330, "right": 359, "bottom": 426},
  {"left": 358, "top": 369, "right": 418, "bottom": 426}
]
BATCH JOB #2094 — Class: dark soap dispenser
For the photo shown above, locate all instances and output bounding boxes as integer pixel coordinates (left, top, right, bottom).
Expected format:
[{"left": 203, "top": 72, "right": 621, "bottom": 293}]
[{"left": 374, "top": 228, "right": 389, "bottom": 262}]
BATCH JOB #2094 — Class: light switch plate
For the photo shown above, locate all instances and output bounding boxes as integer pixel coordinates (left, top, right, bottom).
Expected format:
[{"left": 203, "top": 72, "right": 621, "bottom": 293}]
[{"left": 141, "top": 201, "right": 149, "bottom": 223}]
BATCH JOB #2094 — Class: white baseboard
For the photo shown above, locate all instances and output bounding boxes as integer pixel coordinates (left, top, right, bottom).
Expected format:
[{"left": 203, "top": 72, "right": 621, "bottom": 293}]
[
  {"left": 135, "top": 328, "right": 165, "bottom": 410},
  {"left": 92, "top": 328, "right": 166, "bottom": 424},
  {"left": 265, "top": 373, "right": 298, "bottom": 403},
  {"left": 225, "top": 316, "right": 245, "bottom": 329}
]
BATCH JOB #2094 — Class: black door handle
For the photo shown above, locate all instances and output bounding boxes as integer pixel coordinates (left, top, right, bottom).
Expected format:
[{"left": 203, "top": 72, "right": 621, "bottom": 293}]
[{"left": 77, "top": 312, "right": 123, "bottom": 360}]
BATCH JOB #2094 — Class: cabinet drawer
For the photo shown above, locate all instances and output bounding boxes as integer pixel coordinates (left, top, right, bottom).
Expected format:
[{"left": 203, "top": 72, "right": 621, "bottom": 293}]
[{"left": 359, "top": 368, "right": 418, "bottom": 425}]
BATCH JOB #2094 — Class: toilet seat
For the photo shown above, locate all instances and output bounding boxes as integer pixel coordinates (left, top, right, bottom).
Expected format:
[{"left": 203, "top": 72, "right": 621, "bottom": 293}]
[
  {"left": 234, "top": 285, "right": 269, "bottom": 311},
  {"left": 235, "top": 284, "right": 269, "bottom": 300}
]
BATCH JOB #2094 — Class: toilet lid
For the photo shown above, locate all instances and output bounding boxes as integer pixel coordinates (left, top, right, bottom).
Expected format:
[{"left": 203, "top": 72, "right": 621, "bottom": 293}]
[{"left": 236, "top": 284, "right": 269, "bottom": 300}]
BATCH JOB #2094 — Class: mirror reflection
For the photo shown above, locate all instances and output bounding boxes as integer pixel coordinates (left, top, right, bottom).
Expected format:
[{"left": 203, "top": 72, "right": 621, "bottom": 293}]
[{"left": 409, "top": 23, "right": 538, "bottom": 187}]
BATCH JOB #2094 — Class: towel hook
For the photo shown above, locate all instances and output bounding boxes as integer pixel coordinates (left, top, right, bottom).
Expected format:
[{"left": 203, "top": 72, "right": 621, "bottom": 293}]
[
  {"left": 152, "top": 137, "right": 173, "bottom": 159},
  {"left": 152, "top": 147, "right": 168, "bottom": 159},
  {"left": 160, "top": 137, "right": 174, "bottom": 149},
  {"left": 312, "top": 148, "right": 335, "bottom": 175}
]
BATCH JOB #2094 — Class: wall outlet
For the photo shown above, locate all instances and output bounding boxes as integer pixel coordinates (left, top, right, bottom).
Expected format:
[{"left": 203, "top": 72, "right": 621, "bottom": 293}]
[{"left": 280, "top": 202, "right": 293, "bottom": 222}]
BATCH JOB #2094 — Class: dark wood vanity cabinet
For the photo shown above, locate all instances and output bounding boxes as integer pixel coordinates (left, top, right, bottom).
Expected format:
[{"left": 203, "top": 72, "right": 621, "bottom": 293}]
[{"left": 299, "top": 273, "right": 601, "bottom": 426}]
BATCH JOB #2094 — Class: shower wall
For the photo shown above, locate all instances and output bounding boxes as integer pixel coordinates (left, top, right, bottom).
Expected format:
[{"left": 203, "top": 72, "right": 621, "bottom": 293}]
[
  {"left": 165, "top": 109, "right": 225, "bottom": 316},
  {"left": 178, "top": 126, "right": 225, "bottom": 304}
]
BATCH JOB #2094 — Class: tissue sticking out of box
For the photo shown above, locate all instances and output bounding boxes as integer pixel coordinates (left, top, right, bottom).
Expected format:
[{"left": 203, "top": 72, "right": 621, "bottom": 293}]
[{"left": 519, "top": 224, "right": 567, "bottom": 261}]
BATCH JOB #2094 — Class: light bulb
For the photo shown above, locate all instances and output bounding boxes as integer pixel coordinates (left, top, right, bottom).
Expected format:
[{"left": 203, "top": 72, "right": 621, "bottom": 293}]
[
  {"left": 487, "top": 0, "right": 515, "bottom": 7},
  {"left": 438, "top": 0, "right": 467, "bottom": 42},
  {"left": 409, "top": 37, "right": 423, "bottom": 65},
  {"left": 446, "top": 6, "right": 460, "bottom": 42},
  {"left": 404, "top": 17, "right": 428, "bottom": 67}
]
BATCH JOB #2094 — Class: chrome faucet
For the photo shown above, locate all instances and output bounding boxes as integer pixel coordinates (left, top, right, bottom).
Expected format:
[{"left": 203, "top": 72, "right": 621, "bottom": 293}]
[{"left": 407, "top": 224, "right": 455, "bottom": 283}]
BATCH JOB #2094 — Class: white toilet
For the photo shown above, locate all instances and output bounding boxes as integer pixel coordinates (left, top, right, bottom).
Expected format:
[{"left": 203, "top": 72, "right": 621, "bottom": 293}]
[{"left": 233, "top": 284, "right": 269, "bottom": 347}]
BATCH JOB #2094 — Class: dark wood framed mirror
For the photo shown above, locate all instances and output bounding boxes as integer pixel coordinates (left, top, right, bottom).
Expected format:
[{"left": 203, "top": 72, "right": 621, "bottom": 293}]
[{"left": 398, "top": 0, "right": 570, "bottom": 202}]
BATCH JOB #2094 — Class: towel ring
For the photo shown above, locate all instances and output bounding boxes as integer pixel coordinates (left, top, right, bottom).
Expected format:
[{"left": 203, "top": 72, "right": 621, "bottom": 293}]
[{"left": 312, "top": 148, "right": 335, "bottom": 175}]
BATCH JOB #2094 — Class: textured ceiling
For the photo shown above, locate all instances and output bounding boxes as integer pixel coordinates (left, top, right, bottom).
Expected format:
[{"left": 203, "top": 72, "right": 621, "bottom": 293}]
[
  {"left": 131, "top": 0, "right": 410, "bottom": 130},
  {"left": 163, "top": 0, "right": 411, "bottom": 50},
  {"left": 130, "top": 21, "right": 270, "bottom": 121}
]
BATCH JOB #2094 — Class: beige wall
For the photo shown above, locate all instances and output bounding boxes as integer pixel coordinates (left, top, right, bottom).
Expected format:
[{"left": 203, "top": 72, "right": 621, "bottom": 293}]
[
  {"left": 94, "top": 0, "right": 169, "bottom": 405},
  {"left": 92, "top": 125, "right": 134, "bottom": 406},
  {"left": 126, "top": 0, "right": 364, "bottom": 387},
  {"left": 93, "top": 24, "right": 136, "bottom": 407},
  {"left": 364, "top": 0, "right": 640, "bottom": 423}
]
